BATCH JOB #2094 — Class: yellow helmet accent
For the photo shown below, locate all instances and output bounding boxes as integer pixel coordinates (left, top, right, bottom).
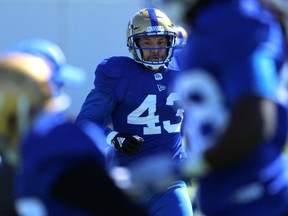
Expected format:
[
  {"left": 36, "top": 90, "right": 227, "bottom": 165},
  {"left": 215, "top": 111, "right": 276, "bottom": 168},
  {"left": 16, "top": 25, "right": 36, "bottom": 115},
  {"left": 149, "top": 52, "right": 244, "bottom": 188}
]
[{"left": 0, "top": 53, "right": 53, "bottom": 167}]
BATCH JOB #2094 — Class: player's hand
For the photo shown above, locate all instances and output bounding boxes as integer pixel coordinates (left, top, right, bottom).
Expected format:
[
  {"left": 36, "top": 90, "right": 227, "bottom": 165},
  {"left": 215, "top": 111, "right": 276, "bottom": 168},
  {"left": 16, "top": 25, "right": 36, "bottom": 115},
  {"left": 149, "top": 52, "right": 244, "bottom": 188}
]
[
  {"left": 111, "top": 133, "right": 144, "bottom": 156},
  {"left": 110, "top": 153, "right": 210, "bottom": 200},
  {"left": 109, "top": 154, "right": 177, "bottom": 200}
]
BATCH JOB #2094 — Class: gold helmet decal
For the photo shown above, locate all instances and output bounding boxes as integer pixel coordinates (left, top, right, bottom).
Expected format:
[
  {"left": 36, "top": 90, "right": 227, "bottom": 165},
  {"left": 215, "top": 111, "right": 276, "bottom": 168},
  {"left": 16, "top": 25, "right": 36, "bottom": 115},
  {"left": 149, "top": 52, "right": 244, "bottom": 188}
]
[{"left": 0, "top": 53, "right": 53, "bottom": 167}]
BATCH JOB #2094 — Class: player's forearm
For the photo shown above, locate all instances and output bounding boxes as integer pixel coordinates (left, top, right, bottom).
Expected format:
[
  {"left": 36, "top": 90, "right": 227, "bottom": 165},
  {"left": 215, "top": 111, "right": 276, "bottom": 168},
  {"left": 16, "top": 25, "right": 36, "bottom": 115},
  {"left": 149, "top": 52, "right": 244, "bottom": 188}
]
[
  {"left": 204, "top": 96, "right": 277, "bottom": 170},
  {"left": 52, "top": 159, "right": 147, "bottom": 216}
]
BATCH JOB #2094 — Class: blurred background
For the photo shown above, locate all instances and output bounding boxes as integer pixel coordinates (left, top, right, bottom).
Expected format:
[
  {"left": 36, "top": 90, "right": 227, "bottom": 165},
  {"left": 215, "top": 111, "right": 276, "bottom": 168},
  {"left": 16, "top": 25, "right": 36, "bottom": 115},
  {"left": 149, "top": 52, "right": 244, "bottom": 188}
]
[{"left": 0, "top": 0, "right": 142, "bottom": 117}]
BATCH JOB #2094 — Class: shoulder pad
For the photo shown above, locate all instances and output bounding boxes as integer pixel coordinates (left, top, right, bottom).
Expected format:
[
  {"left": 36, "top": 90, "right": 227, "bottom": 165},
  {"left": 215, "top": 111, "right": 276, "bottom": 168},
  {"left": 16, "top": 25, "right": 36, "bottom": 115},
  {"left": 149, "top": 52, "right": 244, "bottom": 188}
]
[{"left": 96, "top": 56, "right": 134, "bottom": 78}]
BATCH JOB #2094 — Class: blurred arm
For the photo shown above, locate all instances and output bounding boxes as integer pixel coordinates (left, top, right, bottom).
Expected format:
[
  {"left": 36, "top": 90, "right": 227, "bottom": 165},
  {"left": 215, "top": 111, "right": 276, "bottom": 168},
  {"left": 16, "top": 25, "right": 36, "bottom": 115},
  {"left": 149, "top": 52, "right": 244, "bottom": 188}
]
[
  {"left": 204, "top": 96, "right": 277, "bottom": 170},
  {"left": 52, "top": 159, "right": 147, "bottom": 216}
]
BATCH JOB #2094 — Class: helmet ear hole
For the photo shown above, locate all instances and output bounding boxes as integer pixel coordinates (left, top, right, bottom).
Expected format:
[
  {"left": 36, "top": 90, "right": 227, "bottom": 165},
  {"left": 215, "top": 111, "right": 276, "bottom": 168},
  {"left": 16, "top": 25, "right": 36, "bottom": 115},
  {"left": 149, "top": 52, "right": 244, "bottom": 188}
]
[{"left": 126, "top": 8, "right": 176, "bottom": 71}]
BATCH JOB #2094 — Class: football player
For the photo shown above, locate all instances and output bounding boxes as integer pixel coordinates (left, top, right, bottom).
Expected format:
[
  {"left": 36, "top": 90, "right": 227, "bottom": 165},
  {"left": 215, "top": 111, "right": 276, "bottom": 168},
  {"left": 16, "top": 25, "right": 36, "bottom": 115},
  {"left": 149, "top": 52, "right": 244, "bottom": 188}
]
[
  {"left": 6, "top": 38, "right": 87, "bottom": 113},
  {"left": 115, "top": 0, "right": 288, "bottom": 216},
  {"left": 0, "top": 43, "right": 147, "bottom": 215},
  {"left": 174, "top": 25, "right": 188, "bottom": 49},
  {"left": 76, "top": 8, "right": 193, "bottom": 216},
  {"left": 171, "top": 25, "right": 189, "bottom": 70}
]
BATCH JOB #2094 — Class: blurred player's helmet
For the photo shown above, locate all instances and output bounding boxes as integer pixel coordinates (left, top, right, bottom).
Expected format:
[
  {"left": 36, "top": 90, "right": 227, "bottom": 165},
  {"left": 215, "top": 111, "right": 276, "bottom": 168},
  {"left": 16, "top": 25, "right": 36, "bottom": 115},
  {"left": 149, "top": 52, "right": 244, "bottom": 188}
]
[
  {"left": 0, "top": 53, "right": 54, "bottom": 167},
  {"left": 8, "top": 38, "right": 86, "bottom": 95},
  {"left": 175, "top": 25, "right": 188, "bottom": 49},
  {"left": 127, "top": 8, "right": 176, "bottom": 70},
  {"left": 6, "top": 38, "right": 86, "bottom": 111}
]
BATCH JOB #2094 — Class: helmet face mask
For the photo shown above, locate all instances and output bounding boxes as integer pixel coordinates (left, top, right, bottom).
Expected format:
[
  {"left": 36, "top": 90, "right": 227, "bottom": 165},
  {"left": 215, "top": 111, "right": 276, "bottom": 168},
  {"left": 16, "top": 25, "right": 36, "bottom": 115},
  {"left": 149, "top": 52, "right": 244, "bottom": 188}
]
[{"left": 127, "top": 8, "right": 176, "bottom": 71}]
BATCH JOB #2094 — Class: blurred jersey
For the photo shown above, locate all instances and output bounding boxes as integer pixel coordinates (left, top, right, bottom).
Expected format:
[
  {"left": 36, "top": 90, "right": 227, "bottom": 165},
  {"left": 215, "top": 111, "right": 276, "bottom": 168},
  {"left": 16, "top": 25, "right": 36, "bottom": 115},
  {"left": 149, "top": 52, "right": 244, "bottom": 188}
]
[
  {"left": 180, "top": 0, "right": 288, "bottom": 215},
  {"left": 15, "top": 111, "right": 106, "bottom": 215},
  {"left": 76, "top": 56, "right": 185, "bottom": 167}
]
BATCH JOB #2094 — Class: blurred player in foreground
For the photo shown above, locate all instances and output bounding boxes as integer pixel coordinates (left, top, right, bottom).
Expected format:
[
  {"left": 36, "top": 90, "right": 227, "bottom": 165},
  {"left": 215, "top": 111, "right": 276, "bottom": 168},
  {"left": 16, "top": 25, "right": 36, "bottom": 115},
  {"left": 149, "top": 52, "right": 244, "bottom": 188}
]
[
  {"left": 0, "top": 39, "right": 147, "bottom": 216},
  {"left": 172, "top": 25, "right": 189, "bottom": 70},
  {"left": 111, "top": 1, "right": 288, "bottom": 216},
  {"left": 76, "top": 8, "right": 193, "bottom": 216}
]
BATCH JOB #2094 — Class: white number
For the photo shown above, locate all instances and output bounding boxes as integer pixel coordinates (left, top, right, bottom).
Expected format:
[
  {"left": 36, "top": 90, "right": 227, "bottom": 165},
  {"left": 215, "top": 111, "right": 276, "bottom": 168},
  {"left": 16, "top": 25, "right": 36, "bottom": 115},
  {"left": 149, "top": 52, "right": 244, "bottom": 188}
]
[
  {"left": 127, "top": 94, "right": 184, "bottom": 135},
  {"left": 163, "top": 93, "right": 184, "bottom": 133},
  {"left": 176, "top": 69, "right": 229, "bottom": 154}
]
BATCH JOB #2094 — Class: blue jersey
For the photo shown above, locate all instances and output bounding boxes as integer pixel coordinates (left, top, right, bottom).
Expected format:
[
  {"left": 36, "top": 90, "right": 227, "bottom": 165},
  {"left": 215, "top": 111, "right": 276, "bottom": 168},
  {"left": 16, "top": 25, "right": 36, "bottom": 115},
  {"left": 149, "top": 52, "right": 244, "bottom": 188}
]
[
  {"left": 76, "top": 56, "right": 185, "bottom": 167},
  {"left": 15, "top": 111, "right": 107, "bottom": 216},
  {"left": 180, "top": 0, "right": 288, "bottom": 215}
]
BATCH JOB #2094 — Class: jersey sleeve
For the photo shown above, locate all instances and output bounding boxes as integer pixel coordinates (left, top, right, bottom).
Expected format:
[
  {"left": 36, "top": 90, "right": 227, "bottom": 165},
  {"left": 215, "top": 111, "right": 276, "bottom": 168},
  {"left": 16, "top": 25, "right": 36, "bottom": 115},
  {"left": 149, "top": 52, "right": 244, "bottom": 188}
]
[
  {"left": 76, "top": 57, "right": 130, "bottom": 140},
  {"left": 75, "top": 88, "right": 115, "bottom": 128}
]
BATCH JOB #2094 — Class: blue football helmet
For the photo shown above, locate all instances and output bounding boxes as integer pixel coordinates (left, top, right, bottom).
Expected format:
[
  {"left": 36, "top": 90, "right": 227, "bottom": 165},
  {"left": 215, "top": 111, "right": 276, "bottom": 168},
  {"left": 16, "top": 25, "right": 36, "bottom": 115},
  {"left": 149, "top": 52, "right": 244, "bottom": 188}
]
[
  {"left": 0, "top": 53, "right": 54, "bottom": 167},
  {"left": 126, "top": 8, "right": 176, "bottom": 70},
  {"left": 5, "top": 38, "right": 87, "bottom": 113},
  {"left": 8, "top": 38, "right": 86, "bottom": 93},
  {"left": 175, "top": 25, "right": 188, "bottom": 49},
  {"left": 6, "top": 38, "right": 86, "bottom": 111}
]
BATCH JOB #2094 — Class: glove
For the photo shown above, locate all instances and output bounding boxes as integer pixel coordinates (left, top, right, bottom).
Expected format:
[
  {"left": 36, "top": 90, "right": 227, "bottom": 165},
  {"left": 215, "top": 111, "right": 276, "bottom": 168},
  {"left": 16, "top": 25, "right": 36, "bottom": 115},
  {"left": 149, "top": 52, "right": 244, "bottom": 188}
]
[{"left": 111, "top": 133, "right": 144, "bottom": 156}]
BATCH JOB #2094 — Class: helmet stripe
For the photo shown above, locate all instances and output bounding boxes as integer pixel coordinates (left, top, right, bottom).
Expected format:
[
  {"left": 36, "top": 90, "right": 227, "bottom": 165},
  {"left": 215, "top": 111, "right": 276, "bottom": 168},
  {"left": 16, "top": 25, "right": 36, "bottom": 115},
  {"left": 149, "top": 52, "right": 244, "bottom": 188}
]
[{"left": 147, "top": 8, "right": 159, "bottom": 26}]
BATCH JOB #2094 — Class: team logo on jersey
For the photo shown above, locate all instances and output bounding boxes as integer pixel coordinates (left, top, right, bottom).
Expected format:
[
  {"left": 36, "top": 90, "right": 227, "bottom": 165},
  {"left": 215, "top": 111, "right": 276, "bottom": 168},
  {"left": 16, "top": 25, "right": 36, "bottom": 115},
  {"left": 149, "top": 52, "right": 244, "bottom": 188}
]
[
  {"left": 154, "top": 73, "right": 163, "bottom": 80},
  {"left": 157, "top": 84, "right": 166, "bottom": 92},
  {"left": 117, "top": 137, "right": 125, "bottom": 147}
]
